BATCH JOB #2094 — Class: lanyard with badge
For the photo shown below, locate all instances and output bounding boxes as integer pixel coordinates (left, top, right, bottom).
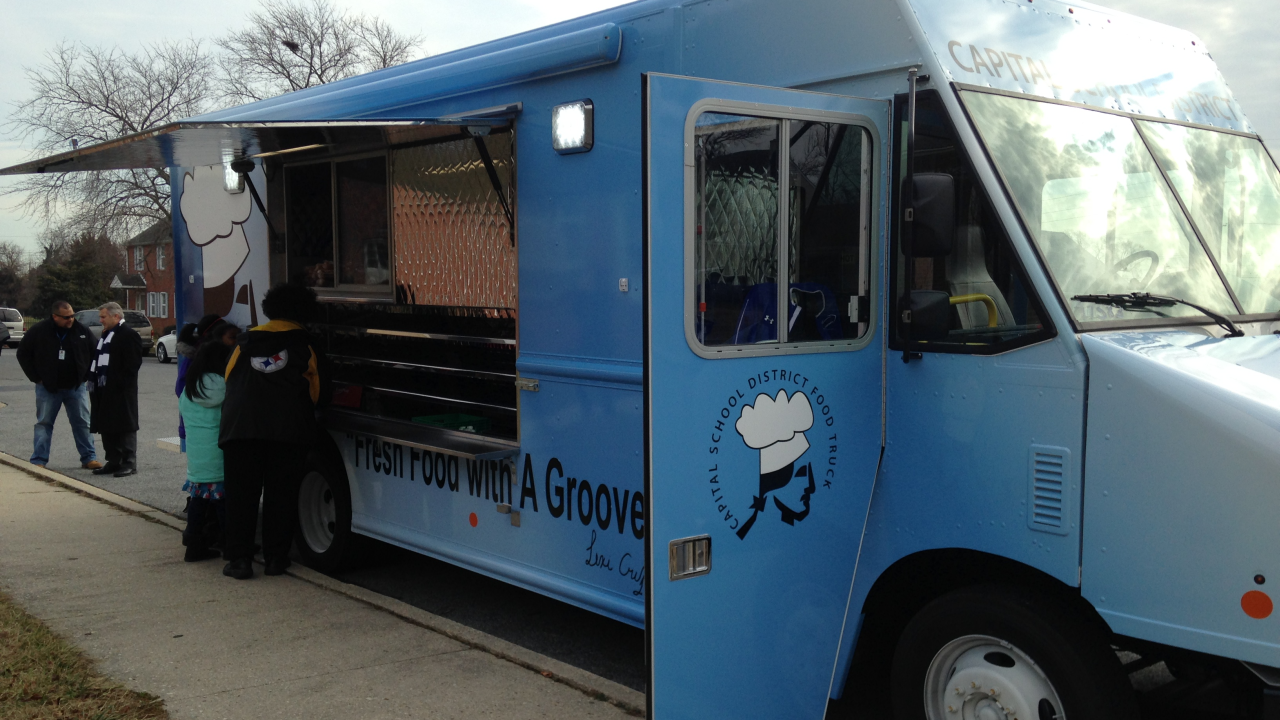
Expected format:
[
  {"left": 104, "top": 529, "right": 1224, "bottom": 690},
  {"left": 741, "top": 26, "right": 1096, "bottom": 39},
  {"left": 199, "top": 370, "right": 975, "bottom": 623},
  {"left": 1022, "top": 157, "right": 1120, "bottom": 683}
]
[{"left": 56, "top": 330, "right": 67, "bottom": 361}]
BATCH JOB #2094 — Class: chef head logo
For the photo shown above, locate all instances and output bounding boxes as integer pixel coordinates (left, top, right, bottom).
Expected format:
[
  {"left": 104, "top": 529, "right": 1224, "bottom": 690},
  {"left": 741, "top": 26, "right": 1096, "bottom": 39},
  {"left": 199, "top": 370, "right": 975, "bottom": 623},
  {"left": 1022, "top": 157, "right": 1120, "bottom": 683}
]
[
  {"left": 181, "top": 164, "right": 265, "bottom": 326},
  {"left": 734, "top": 389, "right": 816, "bottom": 539}
]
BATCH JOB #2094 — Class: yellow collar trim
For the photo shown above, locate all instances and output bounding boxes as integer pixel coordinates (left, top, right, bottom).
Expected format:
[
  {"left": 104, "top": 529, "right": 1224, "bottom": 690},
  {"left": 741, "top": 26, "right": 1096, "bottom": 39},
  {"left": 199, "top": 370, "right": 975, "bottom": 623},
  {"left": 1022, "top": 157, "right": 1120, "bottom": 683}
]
[{"left": 252, "top": 319, "right": 305, "bottom": 333}]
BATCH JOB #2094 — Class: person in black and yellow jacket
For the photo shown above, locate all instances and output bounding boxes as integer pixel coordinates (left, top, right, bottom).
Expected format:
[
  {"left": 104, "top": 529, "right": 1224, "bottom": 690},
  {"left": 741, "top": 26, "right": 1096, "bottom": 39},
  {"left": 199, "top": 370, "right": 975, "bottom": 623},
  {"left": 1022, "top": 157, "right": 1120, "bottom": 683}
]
[{"left": 219, "top": 283, "right": 329, "bottom": 580}]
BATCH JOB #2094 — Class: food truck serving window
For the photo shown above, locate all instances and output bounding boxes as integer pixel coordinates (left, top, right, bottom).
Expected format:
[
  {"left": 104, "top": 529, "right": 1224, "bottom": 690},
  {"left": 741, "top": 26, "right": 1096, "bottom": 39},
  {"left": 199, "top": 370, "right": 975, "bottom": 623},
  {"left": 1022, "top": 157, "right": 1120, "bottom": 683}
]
[
  {"left": 286, "top": 154, "right": 390, "bottom": 290},
  {"left": 689, "top": 109, "right": 875, "bottom": 354}
]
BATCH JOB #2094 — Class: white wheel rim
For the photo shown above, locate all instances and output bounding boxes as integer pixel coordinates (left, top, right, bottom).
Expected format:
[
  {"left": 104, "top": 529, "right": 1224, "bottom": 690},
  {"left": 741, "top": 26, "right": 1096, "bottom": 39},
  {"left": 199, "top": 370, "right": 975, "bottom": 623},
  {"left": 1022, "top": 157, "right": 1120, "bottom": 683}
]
[
  {"left": 923, "top": 634, "right": 1064, "bottom": 720},
  {"left": 158, "top": 345, "right": 166, "bottom": 360},
  {"left": 298, "top": 471, "right": 337, "bottom": 554}
]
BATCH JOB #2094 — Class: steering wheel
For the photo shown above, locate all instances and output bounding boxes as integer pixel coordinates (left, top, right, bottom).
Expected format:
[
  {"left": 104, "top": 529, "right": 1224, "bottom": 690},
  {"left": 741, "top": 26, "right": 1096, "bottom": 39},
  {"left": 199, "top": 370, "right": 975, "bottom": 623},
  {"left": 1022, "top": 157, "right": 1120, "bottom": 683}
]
[{"left": 1111, "top": 250, "right": 1160, "bottom": 288}]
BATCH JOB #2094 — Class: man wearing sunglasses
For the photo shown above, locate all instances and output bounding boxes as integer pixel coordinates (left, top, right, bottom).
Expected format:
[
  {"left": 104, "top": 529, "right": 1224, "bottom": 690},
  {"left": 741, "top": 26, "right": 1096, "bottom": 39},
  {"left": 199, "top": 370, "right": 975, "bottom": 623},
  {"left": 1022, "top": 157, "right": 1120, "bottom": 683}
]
[{"left": 16, "top": 301, "right": 101, "bottom": 470}]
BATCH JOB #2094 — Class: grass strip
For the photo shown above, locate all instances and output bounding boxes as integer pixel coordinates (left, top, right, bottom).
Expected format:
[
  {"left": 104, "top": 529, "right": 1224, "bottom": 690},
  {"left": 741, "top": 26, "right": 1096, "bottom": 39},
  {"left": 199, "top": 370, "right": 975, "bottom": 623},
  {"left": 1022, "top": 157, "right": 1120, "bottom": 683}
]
[{"left": 0, "top": 589, "right": 168, "bottom": 720}]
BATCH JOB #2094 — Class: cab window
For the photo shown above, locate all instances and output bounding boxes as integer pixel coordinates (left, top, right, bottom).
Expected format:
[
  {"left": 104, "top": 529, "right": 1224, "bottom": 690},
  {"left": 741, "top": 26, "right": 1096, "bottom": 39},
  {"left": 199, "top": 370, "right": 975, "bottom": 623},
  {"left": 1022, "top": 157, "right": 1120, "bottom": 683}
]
[
  {"left": 891, "top": 91, "right": 1053, "bottom": 353},
  {"left": 692, "top": 112, "right": 874, "bottom": 351}
]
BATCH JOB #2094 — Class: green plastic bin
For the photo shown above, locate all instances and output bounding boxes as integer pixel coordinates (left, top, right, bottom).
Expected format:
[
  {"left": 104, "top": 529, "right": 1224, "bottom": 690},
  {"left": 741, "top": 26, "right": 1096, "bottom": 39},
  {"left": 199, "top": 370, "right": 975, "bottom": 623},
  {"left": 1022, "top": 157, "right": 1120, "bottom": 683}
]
[{"left": 411, "top": 413, "right": 492, "bottom": 434}]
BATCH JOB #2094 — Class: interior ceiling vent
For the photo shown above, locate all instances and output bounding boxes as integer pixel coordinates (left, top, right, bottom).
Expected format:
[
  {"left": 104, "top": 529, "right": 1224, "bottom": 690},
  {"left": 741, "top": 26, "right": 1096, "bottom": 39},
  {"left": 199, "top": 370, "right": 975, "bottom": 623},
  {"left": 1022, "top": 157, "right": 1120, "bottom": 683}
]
[{"left": 1028, "top": 446, "right": 1070, "bottom": 536}]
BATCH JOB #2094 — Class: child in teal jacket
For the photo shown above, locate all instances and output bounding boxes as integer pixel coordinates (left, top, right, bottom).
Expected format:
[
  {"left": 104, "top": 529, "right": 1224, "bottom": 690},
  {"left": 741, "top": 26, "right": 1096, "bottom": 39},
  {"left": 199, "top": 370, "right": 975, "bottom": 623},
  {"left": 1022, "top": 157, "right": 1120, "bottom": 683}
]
[{"left": 179, "top": 340, "right": 233, "bottom": 562}]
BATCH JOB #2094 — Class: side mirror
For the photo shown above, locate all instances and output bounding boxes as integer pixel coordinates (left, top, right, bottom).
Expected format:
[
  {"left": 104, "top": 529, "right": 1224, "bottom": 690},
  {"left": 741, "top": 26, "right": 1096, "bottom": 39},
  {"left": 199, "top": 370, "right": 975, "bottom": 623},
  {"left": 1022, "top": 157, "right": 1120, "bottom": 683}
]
[
  {"left": 905, "top": 173, "right": 956, "bottom": 257},
  {"left": 907, "top": 290, "right": 951, "bottom": 341}
]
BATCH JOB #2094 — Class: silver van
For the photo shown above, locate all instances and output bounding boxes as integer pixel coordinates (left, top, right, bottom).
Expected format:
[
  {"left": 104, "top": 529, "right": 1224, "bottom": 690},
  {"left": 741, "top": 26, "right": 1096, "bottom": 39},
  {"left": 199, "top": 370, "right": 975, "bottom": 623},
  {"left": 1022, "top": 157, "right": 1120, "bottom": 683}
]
[
  {"left": 75, "top": 309, "right": 153, "bottom": 352},
  {"left": 0, "top": 308, "right": 21, "bottom": 348}
]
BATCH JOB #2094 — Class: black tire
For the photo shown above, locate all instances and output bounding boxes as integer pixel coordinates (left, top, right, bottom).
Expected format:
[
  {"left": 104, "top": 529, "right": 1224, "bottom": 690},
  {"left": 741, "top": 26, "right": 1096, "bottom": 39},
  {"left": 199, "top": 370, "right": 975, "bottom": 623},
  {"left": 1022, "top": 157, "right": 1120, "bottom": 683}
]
[
  {"left": 294, "top": 450, "right": 361, "bottom": 573},
  {"left": 891, "top": 584, "right": 1137, "bottom": 720},
  {"left": 156, "top": 344, "right": 170, "bottom": 363}
]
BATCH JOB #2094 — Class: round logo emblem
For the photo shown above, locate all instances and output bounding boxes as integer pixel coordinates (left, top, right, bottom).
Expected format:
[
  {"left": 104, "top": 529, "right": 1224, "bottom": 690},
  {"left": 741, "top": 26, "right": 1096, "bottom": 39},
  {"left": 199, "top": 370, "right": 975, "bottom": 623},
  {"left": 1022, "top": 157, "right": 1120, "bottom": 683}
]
[{"left": 707, "top": 370, "right": 838, "bottom": 539}]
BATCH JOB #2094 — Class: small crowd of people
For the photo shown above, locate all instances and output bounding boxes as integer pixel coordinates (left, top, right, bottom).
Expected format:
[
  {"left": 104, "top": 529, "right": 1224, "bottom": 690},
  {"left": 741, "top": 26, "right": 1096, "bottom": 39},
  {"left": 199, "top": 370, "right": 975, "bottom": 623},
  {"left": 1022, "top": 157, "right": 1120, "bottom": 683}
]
[{"left": 17, "top": 283, "right": 329, "bottom": 580}]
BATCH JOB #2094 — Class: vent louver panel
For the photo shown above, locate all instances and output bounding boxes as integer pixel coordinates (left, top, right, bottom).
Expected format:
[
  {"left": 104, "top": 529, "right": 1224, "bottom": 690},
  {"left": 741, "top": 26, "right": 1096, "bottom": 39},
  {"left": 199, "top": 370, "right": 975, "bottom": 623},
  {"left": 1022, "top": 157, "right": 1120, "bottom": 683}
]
[{"left": 1027, "top": 445, "right": 1072, "bottom": 536}]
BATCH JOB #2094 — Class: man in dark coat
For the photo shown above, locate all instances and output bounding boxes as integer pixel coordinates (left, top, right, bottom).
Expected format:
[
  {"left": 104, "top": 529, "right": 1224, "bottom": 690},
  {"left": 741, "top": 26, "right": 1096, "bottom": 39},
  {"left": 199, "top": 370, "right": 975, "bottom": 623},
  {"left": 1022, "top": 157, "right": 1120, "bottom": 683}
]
[
  {"left": 89, "top": 302, "right": 143, "bottom": 477},
  {"left": 220, "top": 283, "right": 329, "bottom": 579},
  {"left": 16, "top": 300, "right": 101, "bottom": 469}
]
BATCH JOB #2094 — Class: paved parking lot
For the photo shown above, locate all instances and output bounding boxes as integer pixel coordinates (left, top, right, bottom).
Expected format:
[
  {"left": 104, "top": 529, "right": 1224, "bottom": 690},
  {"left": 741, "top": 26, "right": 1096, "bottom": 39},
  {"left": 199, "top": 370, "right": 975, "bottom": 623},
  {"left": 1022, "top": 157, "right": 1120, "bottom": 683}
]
[{"left": 0, "top": 348, "right": 188, "bottom": 513}]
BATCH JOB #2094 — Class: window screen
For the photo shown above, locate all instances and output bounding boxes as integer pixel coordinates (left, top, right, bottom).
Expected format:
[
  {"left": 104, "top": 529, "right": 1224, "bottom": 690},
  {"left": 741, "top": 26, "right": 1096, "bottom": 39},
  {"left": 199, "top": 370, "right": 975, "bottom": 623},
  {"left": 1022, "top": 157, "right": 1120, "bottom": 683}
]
[{"left": 693, "top": 113, "right": 871, "bottom": 348}]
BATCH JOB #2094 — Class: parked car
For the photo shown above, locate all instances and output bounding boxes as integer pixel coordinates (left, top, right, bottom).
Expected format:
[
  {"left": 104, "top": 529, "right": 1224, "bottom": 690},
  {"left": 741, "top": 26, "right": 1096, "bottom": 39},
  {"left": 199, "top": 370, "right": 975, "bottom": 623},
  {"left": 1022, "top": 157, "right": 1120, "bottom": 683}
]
[
  {"left": 1, "top": 307, "right": 22, "bottom": 347},
  {"left": 155, "top": 331, "right": 177, "bottom": 363},
  {"left": 75, "top": 309, "right": 154, "bottom": 352}
]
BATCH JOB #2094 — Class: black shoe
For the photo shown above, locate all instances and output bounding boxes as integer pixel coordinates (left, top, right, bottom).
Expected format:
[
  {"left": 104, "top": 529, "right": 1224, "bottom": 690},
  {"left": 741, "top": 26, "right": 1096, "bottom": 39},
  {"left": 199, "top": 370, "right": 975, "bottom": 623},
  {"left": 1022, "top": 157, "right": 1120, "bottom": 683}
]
[
  {"left": 112, "top": 467, "right": 137, "bottom": 477},
  {"left": 184, "top": 547, "right": 220, "bottom": 563},
  {"left": 222, "top": 559, "right": 254, "bottom": 580},
  {"left": 91, "top": 464, "right": 120, "bottom": 476},
  {"left": 264, "top": 558, "right": 292, "bottom": 576}
]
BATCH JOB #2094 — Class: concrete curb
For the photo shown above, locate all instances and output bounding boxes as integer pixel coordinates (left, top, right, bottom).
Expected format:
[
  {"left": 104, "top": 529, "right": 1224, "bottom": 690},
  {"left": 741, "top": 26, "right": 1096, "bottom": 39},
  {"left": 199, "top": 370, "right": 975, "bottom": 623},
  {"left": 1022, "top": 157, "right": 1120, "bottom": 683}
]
[
  {"left": 0, "top": 451, "right": 646, "bottom": 716},
  {"left": 0, "top": 452, "right": 184, "bottom": 531},
  {"left": 288, "top": 563, "right": 646, "bottom": 715}
]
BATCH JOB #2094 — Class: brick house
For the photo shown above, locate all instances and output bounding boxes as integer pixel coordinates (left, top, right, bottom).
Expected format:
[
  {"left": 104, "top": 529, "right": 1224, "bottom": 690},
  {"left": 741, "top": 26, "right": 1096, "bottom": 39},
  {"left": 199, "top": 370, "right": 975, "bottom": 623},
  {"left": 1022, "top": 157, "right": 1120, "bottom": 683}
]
[{"left": 119, "top": 222, "right": 175, "bottom": 335}]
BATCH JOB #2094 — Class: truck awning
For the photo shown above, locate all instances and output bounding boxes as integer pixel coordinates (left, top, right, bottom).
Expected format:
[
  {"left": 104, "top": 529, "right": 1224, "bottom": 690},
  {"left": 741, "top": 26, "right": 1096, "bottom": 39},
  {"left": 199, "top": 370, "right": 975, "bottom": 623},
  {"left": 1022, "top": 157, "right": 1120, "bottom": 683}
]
[{"left": 0, "top": 105, "right": 520, "bottom": 175}]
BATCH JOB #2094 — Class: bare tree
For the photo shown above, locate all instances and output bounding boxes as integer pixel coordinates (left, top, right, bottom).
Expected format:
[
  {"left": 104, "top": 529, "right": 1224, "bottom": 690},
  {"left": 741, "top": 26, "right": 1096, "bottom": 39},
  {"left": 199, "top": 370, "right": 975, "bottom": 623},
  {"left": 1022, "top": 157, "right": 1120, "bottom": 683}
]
[
  {"left": 4, "top": 1, "right": 422, "bottom": 243},
  {"left": 356, "top": 16, "right": 422, "bottom": 72},
  {"left": 4, "top": 40, "right": 216, "bottom": 240},
  {"left": 0, "top": 240, "right": 29, "bottom": 309},
  {"left": 217, "top": 0, "right": 424, "bottom": 104}
]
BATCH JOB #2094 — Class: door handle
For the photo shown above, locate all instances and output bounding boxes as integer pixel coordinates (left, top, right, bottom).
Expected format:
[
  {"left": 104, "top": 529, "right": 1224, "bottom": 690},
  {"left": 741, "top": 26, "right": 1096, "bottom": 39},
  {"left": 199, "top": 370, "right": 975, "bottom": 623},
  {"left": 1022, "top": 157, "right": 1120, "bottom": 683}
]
[{"left": 668, "top": 535, "right": 711, "bottom": 581}]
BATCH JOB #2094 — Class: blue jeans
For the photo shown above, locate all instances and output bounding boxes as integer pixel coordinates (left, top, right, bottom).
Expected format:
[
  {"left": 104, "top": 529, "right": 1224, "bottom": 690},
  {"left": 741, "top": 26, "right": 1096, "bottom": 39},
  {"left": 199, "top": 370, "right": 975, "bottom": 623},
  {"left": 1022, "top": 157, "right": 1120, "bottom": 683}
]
[{"left": 32, "top": 383, "right": 97, "bottom": 466}]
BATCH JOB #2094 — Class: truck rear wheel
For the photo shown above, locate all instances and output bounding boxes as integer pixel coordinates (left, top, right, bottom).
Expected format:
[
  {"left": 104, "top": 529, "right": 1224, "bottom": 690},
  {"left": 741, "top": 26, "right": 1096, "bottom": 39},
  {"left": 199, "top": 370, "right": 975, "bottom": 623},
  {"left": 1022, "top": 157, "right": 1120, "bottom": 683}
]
[
  {"left": 890, "top": 584, "right": 1137, "bottom": 720},
  {"left": 294, "top": 453, "right": 359, "bottom": 573}
]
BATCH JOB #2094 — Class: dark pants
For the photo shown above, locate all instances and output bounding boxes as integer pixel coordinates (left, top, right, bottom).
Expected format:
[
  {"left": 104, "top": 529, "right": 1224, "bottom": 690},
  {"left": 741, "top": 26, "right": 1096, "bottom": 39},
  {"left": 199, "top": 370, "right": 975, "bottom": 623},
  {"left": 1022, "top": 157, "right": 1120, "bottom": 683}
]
[
  {"left": 100, "top": 431, "right": 137, "bottom": 470},
  {"left": 183, "top": 496, "right": 226, "bottom": 551},
  {"left": 223, "top": 440, "right": 309, "bottom": 563}
]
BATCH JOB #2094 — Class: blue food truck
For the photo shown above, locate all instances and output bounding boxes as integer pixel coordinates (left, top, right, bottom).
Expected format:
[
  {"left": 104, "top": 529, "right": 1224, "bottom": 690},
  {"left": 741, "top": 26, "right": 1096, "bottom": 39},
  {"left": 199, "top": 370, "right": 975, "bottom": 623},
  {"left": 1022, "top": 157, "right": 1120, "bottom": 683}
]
[{"left": 8, "top": 0, "right": 1280, "bottom": 716}]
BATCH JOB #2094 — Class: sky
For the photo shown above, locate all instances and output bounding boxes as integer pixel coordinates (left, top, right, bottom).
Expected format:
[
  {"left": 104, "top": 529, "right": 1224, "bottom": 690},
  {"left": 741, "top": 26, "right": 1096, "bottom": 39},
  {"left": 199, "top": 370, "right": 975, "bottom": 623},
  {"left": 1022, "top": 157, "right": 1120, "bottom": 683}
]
[{"left": 0, "top": 0, "right": 1277, "bottom": 259}]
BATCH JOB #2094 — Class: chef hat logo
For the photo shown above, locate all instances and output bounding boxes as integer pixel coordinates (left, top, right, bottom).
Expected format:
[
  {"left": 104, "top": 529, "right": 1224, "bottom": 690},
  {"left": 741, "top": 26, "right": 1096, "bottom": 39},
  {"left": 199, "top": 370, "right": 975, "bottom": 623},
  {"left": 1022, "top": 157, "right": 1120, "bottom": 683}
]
[
  {"left": 736, "top": 389, "right": 814, "bottom": 475},
  {"left": 181, "top": 165, "right": 252, "bottom": 247}
]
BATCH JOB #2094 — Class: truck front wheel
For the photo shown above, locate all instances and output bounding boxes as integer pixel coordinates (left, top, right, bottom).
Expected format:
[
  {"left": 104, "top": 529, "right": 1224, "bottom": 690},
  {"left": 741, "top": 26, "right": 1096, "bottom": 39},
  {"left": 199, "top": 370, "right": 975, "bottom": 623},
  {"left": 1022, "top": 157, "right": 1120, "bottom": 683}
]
[
  {"left": 890, "top": 584, "right": 1137, "bottom": 720},
  {"left": 294, "top": 453, "right": 359, "bottom": 573}
]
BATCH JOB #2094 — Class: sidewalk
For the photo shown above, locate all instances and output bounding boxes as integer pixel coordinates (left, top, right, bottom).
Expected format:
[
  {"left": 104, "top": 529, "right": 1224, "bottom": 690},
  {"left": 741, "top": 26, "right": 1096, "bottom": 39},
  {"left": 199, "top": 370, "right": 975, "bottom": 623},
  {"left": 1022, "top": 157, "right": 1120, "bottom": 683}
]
[{"left": 0, "top": 461, "right": 637, "bottom": 719}]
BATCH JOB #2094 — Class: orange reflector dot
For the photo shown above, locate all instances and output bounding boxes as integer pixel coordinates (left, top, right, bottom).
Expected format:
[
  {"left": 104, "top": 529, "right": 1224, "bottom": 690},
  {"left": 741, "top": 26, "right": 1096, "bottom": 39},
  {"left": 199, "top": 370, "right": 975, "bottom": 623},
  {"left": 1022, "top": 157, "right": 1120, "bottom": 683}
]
[
  {"left": 1242, "top": 590, "right": 1273, "bottom": 619},
  {"left": 469, "top": 512, "right": 478, "bottom": 528}
]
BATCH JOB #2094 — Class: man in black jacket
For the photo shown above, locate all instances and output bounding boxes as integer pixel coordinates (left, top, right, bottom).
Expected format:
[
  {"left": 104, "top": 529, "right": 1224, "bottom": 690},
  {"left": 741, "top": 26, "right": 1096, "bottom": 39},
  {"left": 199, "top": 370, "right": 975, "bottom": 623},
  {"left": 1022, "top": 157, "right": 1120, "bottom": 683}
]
[
  {"left": 89, "top": 302, "right": 143, "bottom": 477},
  {"left": 220, "top": 283, "right": 329, "bottom": 579},
  {"left": 16, "top": 300, "right": 101, "bottom": 469}
]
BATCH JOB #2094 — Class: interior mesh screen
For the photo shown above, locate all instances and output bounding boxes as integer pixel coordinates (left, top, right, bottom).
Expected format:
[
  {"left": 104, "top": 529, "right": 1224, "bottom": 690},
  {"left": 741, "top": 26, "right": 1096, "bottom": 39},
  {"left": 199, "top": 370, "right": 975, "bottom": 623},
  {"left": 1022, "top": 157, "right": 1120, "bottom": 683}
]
[{"left": 392, "top": 134, "right": 516, "bottom": 308}]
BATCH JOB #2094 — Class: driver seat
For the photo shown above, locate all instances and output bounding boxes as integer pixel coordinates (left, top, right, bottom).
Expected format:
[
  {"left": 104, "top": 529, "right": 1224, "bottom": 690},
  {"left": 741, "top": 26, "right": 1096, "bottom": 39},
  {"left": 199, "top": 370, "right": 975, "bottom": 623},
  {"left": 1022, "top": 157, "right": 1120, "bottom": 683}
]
[{"left": 947, "top": 225, "right": 1014, "bottom": 328}]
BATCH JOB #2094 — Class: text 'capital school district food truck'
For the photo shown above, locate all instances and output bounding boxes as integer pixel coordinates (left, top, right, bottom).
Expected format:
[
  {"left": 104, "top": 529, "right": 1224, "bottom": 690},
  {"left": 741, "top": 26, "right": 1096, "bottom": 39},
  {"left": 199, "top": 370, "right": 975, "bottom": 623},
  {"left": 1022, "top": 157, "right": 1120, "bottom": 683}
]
[{"left": 11, "top": 0, "right": 1280, "bottom": 716}]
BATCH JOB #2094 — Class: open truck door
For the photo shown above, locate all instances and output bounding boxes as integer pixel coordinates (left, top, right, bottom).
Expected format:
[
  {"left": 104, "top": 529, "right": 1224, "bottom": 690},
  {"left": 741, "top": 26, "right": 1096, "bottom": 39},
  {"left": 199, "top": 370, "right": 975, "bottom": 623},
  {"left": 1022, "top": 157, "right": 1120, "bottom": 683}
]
[{"left": 644, "top": 73, "right": 889, "bottom": 719}]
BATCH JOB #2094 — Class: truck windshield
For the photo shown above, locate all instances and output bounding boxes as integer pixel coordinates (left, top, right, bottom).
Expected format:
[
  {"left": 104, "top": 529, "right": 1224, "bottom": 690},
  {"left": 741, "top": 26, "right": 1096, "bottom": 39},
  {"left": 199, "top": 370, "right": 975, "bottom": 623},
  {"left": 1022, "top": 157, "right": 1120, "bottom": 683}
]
[
  {"left": 961, "top": 90, "right": 1259, "bottom": 326},
  {"left": 1137, "top": 122, "right": 1280, "bottom": 315}
]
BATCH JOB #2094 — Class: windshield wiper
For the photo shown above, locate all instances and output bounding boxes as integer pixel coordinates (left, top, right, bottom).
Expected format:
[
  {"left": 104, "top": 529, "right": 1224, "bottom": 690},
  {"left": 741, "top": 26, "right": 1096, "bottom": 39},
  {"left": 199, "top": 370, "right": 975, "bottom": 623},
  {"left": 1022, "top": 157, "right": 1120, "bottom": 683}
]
[{"left": 1073, "top": 292, "right": 1244, "bottom": 338}]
